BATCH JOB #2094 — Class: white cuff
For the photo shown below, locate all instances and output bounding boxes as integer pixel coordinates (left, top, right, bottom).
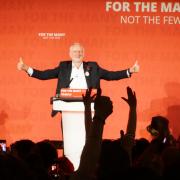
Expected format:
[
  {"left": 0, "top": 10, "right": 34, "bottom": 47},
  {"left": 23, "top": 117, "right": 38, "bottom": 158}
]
[
  {"left": 127, "top": 70, "right": 130, "bottom": 77},
  {"left": 27, "top": 67, "right": 33, "bottom": 76}
]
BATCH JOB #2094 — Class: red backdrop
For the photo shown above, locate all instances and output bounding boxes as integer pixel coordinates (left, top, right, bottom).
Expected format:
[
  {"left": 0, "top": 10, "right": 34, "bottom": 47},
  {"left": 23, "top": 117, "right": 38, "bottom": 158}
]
[{"left": 0, "top": 0, "right": 180, "bottom": 146}]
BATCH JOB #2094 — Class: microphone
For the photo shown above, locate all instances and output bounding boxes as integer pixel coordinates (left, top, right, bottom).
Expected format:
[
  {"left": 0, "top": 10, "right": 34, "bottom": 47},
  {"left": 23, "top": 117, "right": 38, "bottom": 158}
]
[
  {"left": 55, "top": 78, "right": 74, "bottom": 98},
  {"left": 67, "top": 78, "right": 73, "bottom": 88}
]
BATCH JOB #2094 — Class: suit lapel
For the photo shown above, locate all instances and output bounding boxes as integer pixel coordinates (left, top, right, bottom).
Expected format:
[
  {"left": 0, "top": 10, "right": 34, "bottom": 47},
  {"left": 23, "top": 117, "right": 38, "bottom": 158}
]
[
  {"left": 83, "top": 62, "right": 91, "bottom": 88},
  {"left": 64, "top": 61, "right": 72, "bottom": 87},
  {"left": 67, "top": 61, "right": 72, "bottom": 80}
]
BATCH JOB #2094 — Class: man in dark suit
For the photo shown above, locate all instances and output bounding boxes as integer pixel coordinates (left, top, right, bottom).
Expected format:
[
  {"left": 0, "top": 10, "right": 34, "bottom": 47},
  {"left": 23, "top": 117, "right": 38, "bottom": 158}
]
[
  {"left": 17, "top": 43, "right": 139, "bottom": 170},
  {"left": 17, "top": 43, "right": 139, "bottom": 96}
]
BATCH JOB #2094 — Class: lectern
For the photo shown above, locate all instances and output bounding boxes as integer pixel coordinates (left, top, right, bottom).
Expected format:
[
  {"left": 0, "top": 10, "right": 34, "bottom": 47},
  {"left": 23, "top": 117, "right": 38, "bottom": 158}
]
[{"left": 52, "top": 88, "right": 96, "bottom": 170}]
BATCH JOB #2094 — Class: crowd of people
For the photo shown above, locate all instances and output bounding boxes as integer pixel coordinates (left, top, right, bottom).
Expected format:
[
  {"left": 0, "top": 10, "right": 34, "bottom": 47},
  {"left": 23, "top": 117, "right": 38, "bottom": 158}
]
[{"left": 0, "top": 87, "right": 180, "bottom": 180}]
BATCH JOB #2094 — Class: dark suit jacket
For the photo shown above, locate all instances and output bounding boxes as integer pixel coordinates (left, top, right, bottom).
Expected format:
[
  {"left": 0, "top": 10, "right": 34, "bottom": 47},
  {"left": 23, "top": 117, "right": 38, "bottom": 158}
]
[{"left": 31, "top": 61, "right": 130, "bottom": 95}]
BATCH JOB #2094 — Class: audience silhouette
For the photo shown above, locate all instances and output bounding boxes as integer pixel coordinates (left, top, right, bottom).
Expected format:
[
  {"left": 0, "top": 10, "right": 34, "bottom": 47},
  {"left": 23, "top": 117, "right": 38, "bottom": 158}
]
[{"left": 0, "top": 87, "right": 179, "bottom": 180}]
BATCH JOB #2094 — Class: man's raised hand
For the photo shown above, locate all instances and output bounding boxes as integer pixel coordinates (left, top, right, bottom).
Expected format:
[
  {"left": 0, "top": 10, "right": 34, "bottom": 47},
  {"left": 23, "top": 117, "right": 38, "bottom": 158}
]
[
  {"left": 17, "top": 57, "right": 29, "bottom": 71},
  {"left": 129, "top": 61, "right": 140, "bottom": 73}
]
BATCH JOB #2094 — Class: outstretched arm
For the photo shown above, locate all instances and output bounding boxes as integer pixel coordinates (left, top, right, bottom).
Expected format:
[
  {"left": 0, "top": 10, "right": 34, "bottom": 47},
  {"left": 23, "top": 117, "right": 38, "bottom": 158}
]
[
  {"left": 17, "top": 57, "right": 60, "bottom": 80},
  {"left": 99, "top": 61, "right": 140, "bottom": 81}
]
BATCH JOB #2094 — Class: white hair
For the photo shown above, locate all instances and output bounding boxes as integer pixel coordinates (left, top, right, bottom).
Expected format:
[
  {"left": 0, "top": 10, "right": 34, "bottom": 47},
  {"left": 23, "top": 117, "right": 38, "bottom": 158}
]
[{"left": 69, "top": 43, "right": 84, "bottom": 53}]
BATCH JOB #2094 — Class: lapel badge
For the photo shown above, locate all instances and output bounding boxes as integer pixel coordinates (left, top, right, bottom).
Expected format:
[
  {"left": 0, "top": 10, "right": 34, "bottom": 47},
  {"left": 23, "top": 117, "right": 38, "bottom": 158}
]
[
  {"left": 85, "top": 65, "right": 91, "bottom": 77},
  {"left": 85, "top": 71, "right": 90, "bottom": 77}
]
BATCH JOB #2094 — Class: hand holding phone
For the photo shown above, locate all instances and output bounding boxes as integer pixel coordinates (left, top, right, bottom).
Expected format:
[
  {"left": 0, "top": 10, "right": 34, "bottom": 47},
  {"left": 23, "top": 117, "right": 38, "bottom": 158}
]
[{"left": 0, "top": 140, "right": 6, "bottom": 152}]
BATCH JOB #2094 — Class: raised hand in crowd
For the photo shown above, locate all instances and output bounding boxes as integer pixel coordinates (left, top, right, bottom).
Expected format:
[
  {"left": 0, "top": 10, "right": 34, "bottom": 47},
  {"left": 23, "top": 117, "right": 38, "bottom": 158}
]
[
  {"left": 82, "top": 88, "right": 96, "bottom": 137},
  {"left": 120, "top": 87, "right": 137, "bottom": 164},
  {"left": 121, "top": 86, "right": 137, "bottom": 108},
  {"left": 70, "top": 90, "right": 113, "bottom": 180},
  {"left": 93, "top": 92, "right": 113, "bottom": 124},
  {"left": 82, "top": 88, "right": 96, "bottom": 108},
  {"left": 121, "top": 86, "right": 137, "bottom": 135}
]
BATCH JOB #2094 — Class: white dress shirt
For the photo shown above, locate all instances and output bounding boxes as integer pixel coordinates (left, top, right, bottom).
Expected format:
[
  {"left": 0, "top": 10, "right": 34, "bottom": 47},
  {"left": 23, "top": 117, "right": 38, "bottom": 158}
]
[{"left": 69, "top": 62, "right": 87, "bottom": 89}]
